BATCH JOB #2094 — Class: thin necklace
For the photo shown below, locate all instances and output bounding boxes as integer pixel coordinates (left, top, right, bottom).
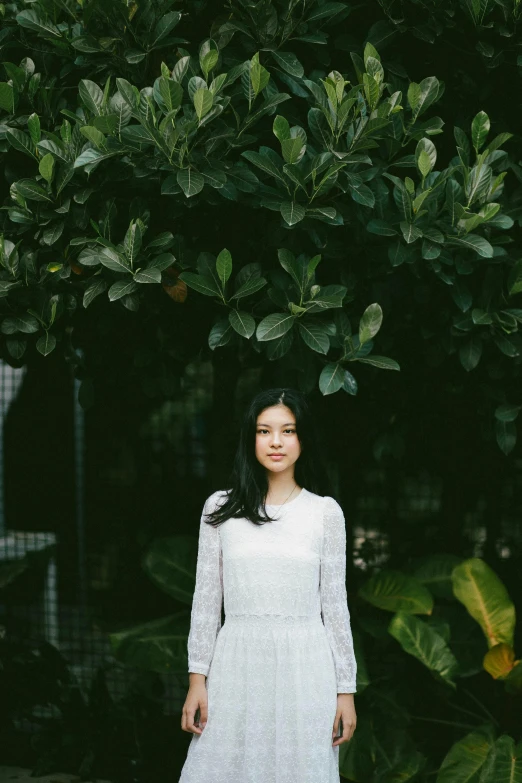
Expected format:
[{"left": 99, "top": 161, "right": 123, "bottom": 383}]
[{"left": 268, "top": 483, "right": 298, "bottom": 507}]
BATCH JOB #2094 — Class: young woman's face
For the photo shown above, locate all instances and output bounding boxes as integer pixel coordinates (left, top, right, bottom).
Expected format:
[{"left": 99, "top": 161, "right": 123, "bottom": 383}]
[{"left": 255, "top": 404, "right": 301, "bottom": 475}]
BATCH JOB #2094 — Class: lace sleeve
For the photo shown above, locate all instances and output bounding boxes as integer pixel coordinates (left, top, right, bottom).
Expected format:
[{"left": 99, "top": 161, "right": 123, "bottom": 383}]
[
  {"left": 187, "top": 493, "right": 224, "bottom": 677},
  {"left": 320, "top": 496, "right": 357, "bottom": 694}
]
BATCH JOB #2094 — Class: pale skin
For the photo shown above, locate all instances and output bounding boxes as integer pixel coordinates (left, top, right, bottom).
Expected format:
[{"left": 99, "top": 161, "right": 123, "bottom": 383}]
[{"left": 182, "top": 403, "right": 357, "bottom": 746}]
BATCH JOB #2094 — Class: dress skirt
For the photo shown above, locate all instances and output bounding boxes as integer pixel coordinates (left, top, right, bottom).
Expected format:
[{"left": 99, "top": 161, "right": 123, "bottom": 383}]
[{"left": 179, "top": 614, "right": 341, "bottom": 783}]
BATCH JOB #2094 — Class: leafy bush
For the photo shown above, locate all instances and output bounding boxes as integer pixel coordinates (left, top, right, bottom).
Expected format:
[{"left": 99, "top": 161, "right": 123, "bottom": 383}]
[{"left": 1, "top": 0, "right": 521, "bottom": 451}]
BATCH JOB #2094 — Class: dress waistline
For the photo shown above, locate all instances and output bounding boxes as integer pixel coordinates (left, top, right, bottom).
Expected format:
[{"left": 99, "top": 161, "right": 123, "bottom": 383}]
[{"left": 224, "top": 613, "right": 323, "bottom": 627}]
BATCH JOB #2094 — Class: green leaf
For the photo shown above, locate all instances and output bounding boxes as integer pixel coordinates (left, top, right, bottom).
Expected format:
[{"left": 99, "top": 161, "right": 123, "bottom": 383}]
[
  {"left": 366, "top": 219, "right": 397, "bottom": 236},
  {"left": 134, "top": 267, "right": 162, "bottom": 284},
  {"left": 150, "top": 11, "right": 181, "bottom": 48},
  {"left": 39, "top": 153, "right": 55, "bottom": 184},
  {"left": 6, "top": 128, "right": 37, "bottom": 159},
  {"left": 356, "top": 355, "right": 400, "bottom": 370},
  {"left": 108, "top": 280, "right": 139, "bottom": 301},
  {"left": 242, "top": 93, "right": 291, "bottom": 130},
  {"left": 319, "top": 363, "right": 344, "bottom": 395},
  {"left": 83, "top": 278, "right": 108, "bottom": 308},
  {"left": 297, "top": 322, "right": 330, "bottom": 354},
  {"left": 209, "top": 319, "right": 235, "bottom": 350},
  {"left": 42, "top": 222, "right": 64, "bottom": 246},
  {"left": 479, "top": 736, "right": 522, "bottom": 783},
  {"left": 16, "top": 9, "right": 61, "bottom": 38},
  {"left": 79, "top": 79, "right": 103, "bottom": 116},
  {"left": 177, "top": 169, "right": 205, "bottom": 197},
  {"left": 193, "top": 88, "right": 213, "bottom": 120},
  {"left": 472, "top": 110, "right": 490, "bottom": 152},
  {"left": 216, "top": 248, "right": 232, "bottom": 287},
  {"left": 417, "top": 149, "right": 432, "bottom": 177},
  {"left": 273, "top": 115, "right": 291, "bottom": 142},
  {"left": 437, "top": 729, "right": 494, "bottom": 783},
  {"left": 36, "top": 332, "right": 56, "bottom": 356},
  {"left": 99, "top": 248, "right": 131, "bottom": 273},
  {"left": 494, "top": 404, "right": 521, "bottom": 423},
  {"left": 271, "top": 51, "right": 304, "bottom": 78},
  {"left": 350, "top": 184, "right": 375, "bottom": 208},
  {"left": 250, "top": 61, "right": 270, "bottom": 97},
  {"left": 123, "top": 221, "right": 142, "bottom": 264},
  {"left": 496, "top": 420, "right": 517, "bottom": 456},
  {"left": 452, "top": 558, "right": 515, "bottom": 648},
  {"left": 388, "top": 613, "right": 459, "bottom": 687},
  {"left": 459, "top": 337, "right": 482, "bottom": 371},
  {"left": 445, "top": 234, "right": 493, "bottom": 257},
  {"left": 359, "top": 303, "right": 382, "bottom": 345},
  {"left": 256, "top": 312, "right": 295, "bottom": 341},
  {"left": 16, "top": 178, "right": 52, "bottom": 202},
  {"left": 400, "top": 222, "right": 423, "bottom": 243},
  {"left": 109, "top": 612, "right": 189, "bottom": 674},
  {"left": 0, "top": 83, "right": 15, "bottom": 113},
  {"left": 158, "top": 78, "right": 183, "bottom": 111},
  {"left": 281, "top": 137, "right": 305, "bottom": 164},
  {"left": 230, "top": 277, "right": 267, "bottom": 300},
  {"left": 229, "top": 310, "right": 255, "bottom": 338},
  {"left": 408, "top": 76, "right": 439, "bottom": 121},
  {"left": 178, "top": 272, "right": 221, "bottom": 297},
  {"left": 359, "top": 570, "right": 434, "bottom": 614},
  {"left": 241, "top": 150, "right": 286, "bottom": 184},
  {"left": 280, "top": 202, "right": 305, "bottom": 226}
]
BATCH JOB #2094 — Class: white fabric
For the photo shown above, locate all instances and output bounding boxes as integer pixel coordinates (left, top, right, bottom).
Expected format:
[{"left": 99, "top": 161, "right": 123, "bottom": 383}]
[{"left": 179, "top": 487, "right": 357, "bottom": 783}]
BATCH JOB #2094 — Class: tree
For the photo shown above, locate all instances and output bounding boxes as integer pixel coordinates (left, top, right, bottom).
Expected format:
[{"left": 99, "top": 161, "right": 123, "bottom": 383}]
[{"left": 0, "top": 0, "right": 521, "bottom": 453}]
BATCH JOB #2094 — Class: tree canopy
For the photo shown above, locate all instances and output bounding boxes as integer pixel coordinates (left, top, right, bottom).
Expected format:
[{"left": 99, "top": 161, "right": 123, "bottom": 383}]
[{"left": 0, "top": 0, "right": 521, "bottom": 453}]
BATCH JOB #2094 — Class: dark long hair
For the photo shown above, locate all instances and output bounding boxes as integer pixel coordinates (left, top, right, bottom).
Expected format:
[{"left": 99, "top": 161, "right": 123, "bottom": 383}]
[{"left": 205, "top": 387, "right": 334, "bottom": 527}]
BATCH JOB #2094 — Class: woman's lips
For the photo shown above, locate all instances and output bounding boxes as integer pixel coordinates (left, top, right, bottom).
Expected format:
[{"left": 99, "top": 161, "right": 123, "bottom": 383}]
[{"left": 269, "top": 455, "right": 284, "bottom": 460}]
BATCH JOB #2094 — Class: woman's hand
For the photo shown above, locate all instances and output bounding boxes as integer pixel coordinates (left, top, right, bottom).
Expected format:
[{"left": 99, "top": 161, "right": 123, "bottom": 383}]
[
  {"left": 181, "top": 674, "right": 208, "bottom": 735},
  {"left": 332, "top": 693, "right": 356, "bottom": 747}
]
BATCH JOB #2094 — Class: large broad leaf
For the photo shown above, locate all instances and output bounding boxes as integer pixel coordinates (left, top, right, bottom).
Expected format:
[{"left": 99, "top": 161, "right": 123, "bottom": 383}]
[
  {"left": 177, "top": 169, "right": 205, "bottom": 197},
  {"left": 229, "top": 310, "right": 256, "bottom": 338},
  {"left": 256, "top": 312, "right": 295, "bottom": 341},
  {"left": 359, "top": 570, "right": 433, "bottom": 614},
  {"left": 271, "top": 51, "right": 304, "bottom": 78},
  {"left": 357, "top": 355, "right": 400, "bottom": 370},
  {"left": 108, "top": 280, "right": 139, "bottom": 301},
  {"left": 16, "top": 9, "right": 61, "bottom": 38},
  {"left": 83, "top": 278, "right": 108, "bottom": 308},
  {"left": 297, "top": 321, "right": 330, "bottom": 354},
  {"left": 134, "top": 267, "right": 162, "bottom": 284},
  {"left": 472, "top": 111, "right": 490, "bottom": 152},
  {"left": 446, "top": 234, "right": 493, "bottom": 258},
  {"left": 413, "top": 554, "right": 462, "bottom": 600},
  {"left": 109, "top": 611, "right": 191, "bottom": 674},
  {"left": 319, "top": 363, "right": 344, "bottom": 395},
  {"left": 193, "top": 88, "right": 213, "bottom": 120},
  {"left": 388, "top": 612, "right": 459, "bottom": 687},
  {"left": 142, "top": 534, "right": 198, "bottom": 603},
  {"left": 178, "top": 272, "right": 221, "bottom": 297},
  {"left": 480, "top": 736, "right": 522, "bottom": 783},
  {"left": 483, "top": 643, "right": 518, "bottom": 681},
  {"left": 280, "top": 201, "right": 305, "bottom": 225},
  {"left": 230, "top": 277, "right": 267, "bottom": 300},
  {"left": 209, "top": 319, "right": 235, "bottom": 350},
  {"left": 359, "top": 303, "right": 382, "bottom": 345},
  {"left": 452, "top": 558, "right": 515, "bottom": 648},
  {"left": 242, "top": 150, "right": 286, "bottom": 184},
  {"left": 436, "top": 727, "right": 495, "bottom": 783}
]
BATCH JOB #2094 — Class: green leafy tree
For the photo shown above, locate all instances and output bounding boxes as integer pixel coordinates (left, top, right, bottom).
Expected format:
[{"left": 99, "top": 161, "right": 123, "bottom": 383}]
[{"left": 0, "top": 0, "right": 521, "bottom": 456}]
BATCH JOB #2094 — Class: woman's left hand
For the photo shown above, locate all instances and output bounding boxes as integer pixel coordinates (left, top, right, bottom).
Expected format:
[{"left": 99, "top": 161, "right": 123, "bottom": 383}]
[{"left": 332, "top": 693, "right": 356, "bottom": 747}]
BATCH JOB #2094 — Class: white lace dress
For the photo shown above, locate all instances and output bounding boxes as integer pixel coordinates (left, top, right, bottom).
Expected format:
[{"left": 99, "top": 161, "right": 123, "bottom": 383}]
[{"left": 178, "top": 486, "right": 357, "bottom": 783}]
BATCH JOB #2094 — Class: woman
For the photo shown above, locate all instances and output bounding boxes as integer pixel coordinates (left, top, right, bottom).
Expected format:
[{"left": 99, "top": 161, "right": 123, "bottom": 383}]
[{"left": 179, "top": 387, "right": 357, "bottom": 783}]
